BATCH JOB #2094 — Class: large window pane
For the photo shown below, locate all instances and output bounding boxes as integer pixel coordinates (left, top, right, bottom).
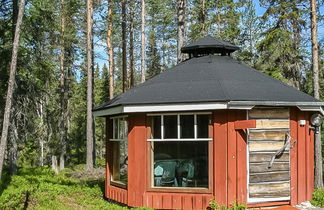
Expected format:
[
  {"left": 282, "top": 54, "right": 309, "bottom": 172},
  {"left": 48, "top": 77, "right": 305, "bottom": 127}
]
[
  {"left": 164, "top": 115, "right": 177, "bottom": 139},
  {"left": 153, "top": 141, "right": 208, "bottom": 188},
  {"left": 111, "top": 117, "right": 128, "bottom": 185},
  {"left": 197, "top": 115, "right": 209, "bottom": 138},
  {"left": 180, "top": 115, "right": 194, "bottom": 138},
  {"left": 111, "top": 140, "right": 128, "bottom": 185},
  {"left": 152, "top": 116, "right": 161, "bottom": 139},
  {"left": 113, "top": 118, "right": 118, "bottom": 139}
]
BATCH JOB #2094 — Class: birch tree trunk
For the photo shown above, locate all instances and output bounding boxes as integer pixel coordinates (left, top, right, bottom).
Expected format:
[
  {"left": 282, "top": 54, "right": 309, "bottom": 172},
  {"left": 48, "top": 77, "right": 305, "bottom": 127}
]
[
  {"left": 121, "top": 0, "right": 127, "bottom": 92},
  {"left": 141, "top": 0, "right": 146, "bottom": 83},
  {"left": 0, "top": 0, "right": 26, "bottom": 179},
  {"left": 107, "top": 0, "right": 114, "bottom": 99},
  {"left": 311, "top": 0, "right": 323, "bottom": 189},
  {"left": 86, "top": 0, "right": 94, "bottom": 171},
  {"left": 129, "top": 0, "right": 134, "bottom": 88},
  {"left": 177, "top": 0, "right": 186, "bottom": 63}
]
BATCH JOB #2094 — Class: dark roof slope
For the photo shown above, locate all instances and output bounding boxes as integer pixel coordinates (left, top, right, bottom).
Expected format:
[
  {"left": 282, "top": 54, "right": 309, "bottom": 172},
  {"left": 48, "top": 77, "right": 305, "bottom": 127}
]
[
  {"left": 95, "top": 55, "right": 318, "bottom": 111},
  {"left": 181, "top": 35, "right": 239, "bottom": 54}
]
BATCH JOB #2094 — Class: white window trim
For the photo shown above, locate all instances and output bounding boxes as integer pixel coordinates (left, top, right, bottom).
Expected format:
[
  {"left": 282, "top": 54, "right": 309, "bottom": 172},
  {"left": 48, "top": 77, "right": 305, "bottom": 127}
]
[
  {"left": 111, "top": 116, "right": 128, "bottom": 142},
  {"left": 147, "top": 113, "right": 211, "bottom": 142}
]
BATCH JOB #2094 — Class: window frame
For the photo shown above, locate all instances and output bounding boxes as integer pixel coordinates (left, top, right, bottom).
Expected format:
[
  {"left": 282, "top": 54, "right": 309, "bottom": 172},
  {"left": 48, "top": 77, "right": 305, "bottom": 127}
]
[
  {"left": 110, "top": 115, "right": 128, "bottom": 142},
  {"left": 110, "top": 115, "right": 128, "bottom": 188},
  {"left": 147, "top": 112, "right": 213, "bottom": 142},
  {"left": 146, "top": 112, "right": 213, "bottom": 193}
]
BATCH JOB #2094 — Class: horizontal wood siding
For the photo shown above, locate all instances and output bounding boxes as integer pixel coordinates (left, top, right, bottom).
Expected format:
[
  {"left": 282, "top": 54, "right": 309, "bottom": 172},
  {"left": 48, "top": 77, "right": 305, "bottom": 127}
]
[
  {"left": 248, "top": 108, "right": 290, "bottom": 200},
  {"left": 143, "top": 192, "right": 212, "bottom": 210},
  {"left": 249, "top": 182, "right": 290, "bottom": 198},
  {"left": 249, "top": 152, "right": 289, "bottom": 162},
  {"left": 250, "top": 162, "right": 289, "bottom": 173},
  {"left": 249, "top": 108, "right": 290, "bottom": 119}
]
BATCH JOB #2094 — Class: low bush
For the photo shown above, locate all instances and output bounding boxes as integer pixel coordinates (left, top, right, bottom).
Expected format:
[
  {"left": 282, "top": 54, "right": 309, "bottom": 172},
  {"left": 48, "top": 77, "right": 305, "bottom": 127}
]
[
  {"left": 311, "top": 188, "right": 324, "bottom": 207},
  {"left": 209, "top": 198, "right": 246, "bottom": 210}
]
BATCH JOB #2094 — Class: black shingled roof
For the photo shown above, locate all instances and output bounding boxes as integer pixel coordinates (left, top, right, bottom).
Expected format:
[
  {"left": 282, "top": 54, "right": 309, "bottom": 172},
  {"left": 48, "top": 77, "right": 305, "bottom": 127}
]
[
  {"left": 95, "top": 55, "right": 318, "bottom": 111},
  {"left": 181, "top": 35, "right": 239, "bottom": 54}
]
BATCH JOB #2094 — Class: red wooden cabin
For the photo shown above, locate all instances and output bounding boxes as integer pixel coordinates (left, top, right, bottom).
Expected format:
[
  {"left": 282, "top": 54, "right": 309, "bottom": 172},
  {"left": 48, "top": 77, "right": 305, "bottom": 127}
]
[{"left": 93, "top": 36, "right": 324, "bottom": 209}]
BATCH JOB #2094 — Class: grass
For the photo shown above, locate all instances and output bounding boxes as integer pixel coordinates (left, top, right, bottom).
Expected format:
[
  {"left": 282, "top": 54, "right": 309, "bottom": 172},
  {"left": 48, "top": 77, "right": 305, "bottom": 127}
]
[{"left": 0, "top": 166, "right": 152, "bottom": 210}]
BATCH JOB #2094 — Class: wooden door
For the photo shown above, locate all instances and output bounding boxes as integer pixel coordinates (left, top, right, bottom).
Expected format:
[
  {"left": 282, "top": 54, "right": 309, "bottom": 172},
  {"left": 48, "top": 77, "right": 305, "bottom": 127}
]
[{"left": 247, "top": 108, "right": 290, "bottom": 203}]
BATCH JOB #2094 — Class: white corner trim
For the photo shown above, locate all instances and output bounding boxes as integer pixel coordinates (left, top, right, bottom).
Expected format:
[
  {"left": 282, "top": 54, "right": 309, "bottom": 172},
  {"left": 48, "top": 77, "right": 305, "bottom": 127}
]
[
  {"left": 123, "top": 102, "right": 227, "bottom": 113},
  {"left": 297, "top": 106, "right": 324, "bottom": 115},
  {"left": 93, "top": 106, "right": 123, "bottom": 117}
]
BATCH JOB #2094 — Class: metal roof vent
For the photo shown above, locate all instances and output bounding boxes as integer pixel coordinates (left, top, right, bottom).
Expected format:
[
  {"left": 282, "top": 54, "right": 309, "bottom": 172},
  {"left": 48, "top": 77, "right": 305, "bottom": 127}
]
[{"left": 181, "top": 35, "right": 239, "bottom": 58}]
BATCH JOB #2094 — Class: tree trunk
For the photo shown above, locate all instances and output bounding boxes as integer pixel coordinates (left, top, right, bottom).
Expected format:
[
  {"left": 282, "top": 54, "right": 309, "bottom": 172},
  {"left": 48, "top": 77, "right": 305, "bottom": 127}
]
[
  {"left": 12, "top": 0, "right": 18, "bottom": 41},
  {"left": 59, "top": 0, "right": 66, "bottom": 171},
  {"left": 121, "top": 0, "right": 127, "bottom": 92},
  {"left": 86, "top": 0, "right": 94, "bottom": 171},
  {"left": 177, "top": 0, "right": 186, "bottom": 63},
  {"left": 9, "top": 119, "right": 18, "bottom": 174},
  {"left": 200, "top": 0, "right": 206, "bottom": 36},
  {"left": 107, "top": 0, "right": 114, "bottom": 99},
  {"left": 129, "top": 0, "right": 134, "bottom": 88},
  {"left": 216, "top": 2, "right": 221, "bottom": 34},
  {"left": 141, "top": 0, "right": 146, "bottom": 83},
  {"left": 0, "top": 0, "right": 26, "bottom": 179},
  {"left": 311, "top": 0, "right": 323, "bottom": 189},
  {"left": 51, "top": 156, "right": 59, "bottom": 174}
]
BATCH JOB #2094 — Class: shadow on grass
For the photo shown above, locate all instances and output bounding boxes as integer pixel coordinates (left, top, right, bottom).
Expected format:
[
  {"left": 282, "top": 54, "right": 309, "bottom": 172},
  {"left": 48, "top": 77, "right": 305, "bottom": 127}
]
[{"left": 0, "top": 169, "right": 12, "bottom": 197}]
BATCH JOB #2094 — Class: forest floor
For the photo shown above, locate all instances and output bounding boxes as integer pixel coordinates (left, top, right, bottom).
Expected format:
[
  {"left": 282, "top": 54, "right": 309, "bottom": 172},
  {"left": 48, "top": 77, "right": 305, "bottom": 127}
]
[{"left": 0, "top": 166, "right": 152, "bottom": 210}]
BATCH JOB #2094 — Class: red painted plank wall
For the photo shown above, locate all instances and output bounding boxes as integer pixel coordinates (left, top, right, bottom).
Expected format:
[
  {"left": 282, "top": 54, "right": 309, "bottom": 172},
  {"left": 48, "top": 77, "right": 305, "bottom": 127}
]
[
  {"left": 105, "top": 109, "right": 315, "bottom": 209},
  {"left": 213, "top": 110, "right": 247, "bottom": 207},
  {"left": 290, "top": 109, "right": 314, "bottom": 205},
  {"left": 143, "top": 192, "right": 213, "bottom": 210},
  {"left": 127, "top": 113, "right": 147, "bottom": 207}
]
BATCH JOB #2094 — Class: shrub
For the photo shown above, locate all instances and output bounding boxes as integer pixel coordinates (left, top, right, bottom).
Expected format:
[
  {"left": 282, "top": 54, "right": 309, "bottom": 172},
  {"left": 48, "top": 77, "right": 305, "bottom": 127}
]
[
  {"left": 311, "top": 188, "right": 324, "bottom": 207},
  {"left": 209, "top": 198, "right": 246, "bottom": 210}
]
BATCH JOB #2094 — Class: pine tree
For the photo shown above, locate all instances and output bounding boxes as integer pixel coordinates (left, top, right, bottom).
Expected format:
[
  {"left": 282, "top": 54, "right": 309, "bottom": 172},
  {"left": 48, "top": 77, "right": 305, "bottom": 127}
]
[
  {"left": 0, "top": 0, "right": 26, "bottom": 178},
  {"left": 177, "top": 0, "right": 186, "bottom": 63},
  {"left": 141, "top": 0, "right": 146, "bottom": 83},
  {"left": 86, "top": 0, "right": 94, "bottom": 171},
  {"left": 107, "top": 0, "right": 114, "bottom": 99},
  {"left": 237, "top": 0, "right": 260, "bottom": 67},
  {"left": 257, "top": 0, "right": 307, "bottom": 89},
  {"left": 310, "top": 0, "right": 323, "bottom": 189}
]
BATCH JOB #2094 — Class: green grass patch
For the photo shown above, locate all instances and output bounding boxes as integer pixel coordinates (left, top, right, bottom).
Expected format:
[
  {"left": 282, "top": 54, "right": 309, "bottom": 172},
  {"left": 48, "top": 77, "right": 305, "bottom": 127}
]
[{"left": 0, "top": 167, "right": 152, "bottom": 210}]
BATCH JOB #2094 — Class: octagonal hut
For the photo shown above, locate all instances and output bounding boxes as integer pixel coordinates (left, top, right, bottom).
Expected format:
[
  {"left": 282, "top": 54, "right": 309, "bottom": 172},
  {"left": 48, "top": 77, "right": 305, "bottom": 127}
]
[{"left": 93, "top": 36, "right": 324, "bottom": 209}]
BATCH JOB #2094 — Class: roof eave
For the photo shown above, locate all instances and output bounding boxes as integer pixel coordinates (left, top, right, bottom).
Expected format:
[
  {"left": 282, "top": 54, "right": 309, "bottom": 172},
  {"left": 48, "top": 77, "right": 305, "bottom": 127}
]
[
  {"left": 228, "top": 101, "right": 324, "bottom": 115},
  {"left": 93, "top": 101, "right": 324, "bottom": 117}
]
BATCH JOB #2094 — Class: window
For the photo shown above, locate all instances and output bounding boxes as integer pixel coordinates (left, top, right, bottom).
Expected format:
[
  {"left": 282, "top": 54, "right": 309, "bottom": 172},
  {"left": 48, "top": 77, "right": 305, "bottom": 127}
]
[
  {"left": 148, "top": 113, "right": 212, "bottom": 189},
  {"left": 111, "top": 117, "right": 128, "bottom": 186}
]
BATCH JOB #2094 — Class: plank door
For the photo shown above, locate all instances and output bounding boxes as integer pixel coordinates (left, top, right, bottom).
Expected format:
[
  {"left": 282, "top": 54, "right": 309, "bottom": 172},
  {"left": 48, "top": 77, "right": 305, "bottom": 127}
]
[{"left": 247, "top": 108, "right": 290, "bottom": 203}]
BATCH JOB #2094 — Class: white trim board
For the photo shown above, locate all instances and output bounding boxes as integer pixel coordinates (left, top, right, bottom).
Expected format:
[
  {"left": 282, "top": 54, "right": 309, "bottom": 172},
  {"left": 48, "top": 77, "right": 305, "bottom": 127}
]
[
  {"left": 123, "top": 103, "right": 227, "bottom": 113},
  {"left": 93, "top": 102, "right": 228, "bottom": 117},
  {"left": 248, "top": 197, "right": 290, "bottom": 204}
]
